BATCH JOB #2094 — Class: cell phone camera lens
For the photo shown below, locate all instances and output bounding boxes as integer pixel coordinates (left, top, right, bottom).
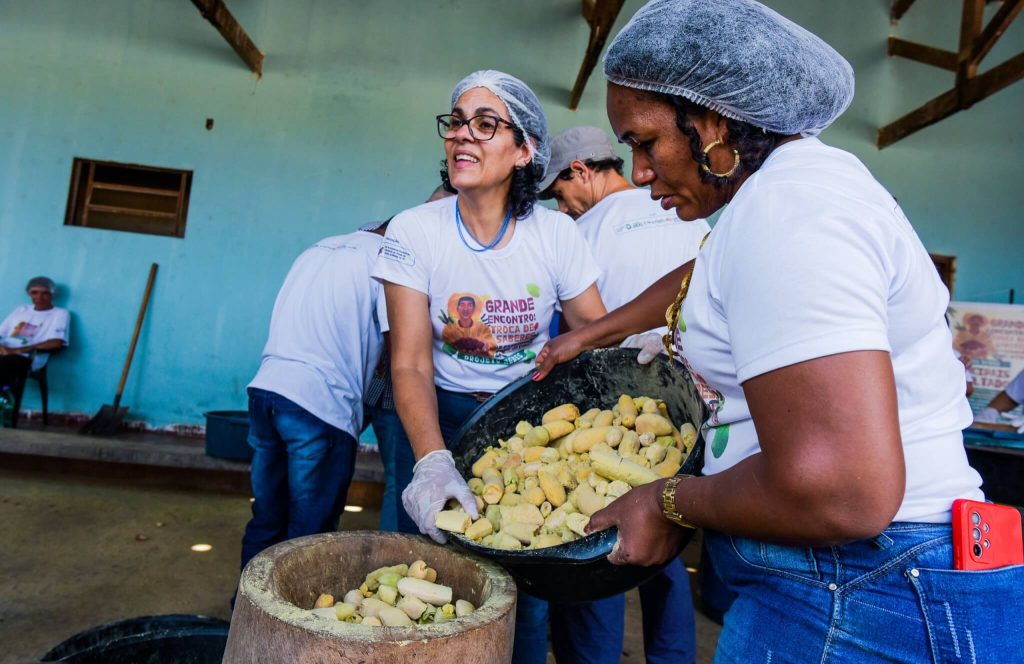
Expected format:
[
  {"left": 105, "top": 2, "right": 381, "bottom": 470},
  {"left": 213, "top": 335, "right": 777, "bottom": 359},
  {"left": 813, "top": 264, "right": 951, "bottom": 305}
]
[
  {"left": 972, "top": 527, "right": 982, "bottom": 541},
  {"left": 983, "top": 539, "right": 991, "bottom": 548},
  {"left": 973, "top": 543, "right": 983, "bottom": 557},
  {"left": 971, "top": 511, "right": 981, "bottom": 525},
  {"left": 983, "top": 523, "right": 990, "bottom": 533}
]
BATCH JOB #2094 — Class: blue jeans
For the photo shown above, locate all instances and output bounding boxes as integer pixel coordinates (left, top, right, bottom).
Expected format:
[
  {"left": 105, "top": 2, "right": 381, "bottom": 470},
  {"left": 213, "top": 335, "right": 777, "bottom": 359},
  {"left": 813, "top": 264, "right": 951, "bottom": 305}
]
[
  {"left": 240, "top": 388, "right": 358, "bottom": 570},
  {"left": 550, "top": 558, "right": 696, "bottom": 664},
  {"left": 365, "top": 404, "right": 415, "bottom": 531},
  {"left": 705, "top": 523, "right": 1024, "bottom": 663},
  {"left": 395, "top": 387, "right": 550, "bottom": 664}
]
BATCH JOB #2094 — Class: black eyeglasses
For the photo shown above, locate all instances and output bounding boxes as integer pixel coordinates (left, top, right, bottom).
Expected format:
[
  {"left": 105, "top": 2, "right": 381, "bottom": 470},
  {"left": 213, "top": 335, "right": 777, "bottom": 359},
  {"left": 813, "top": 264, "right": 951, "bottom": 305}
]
[{"left": 437, "top": 114, "right": 515, "bottom": 141}]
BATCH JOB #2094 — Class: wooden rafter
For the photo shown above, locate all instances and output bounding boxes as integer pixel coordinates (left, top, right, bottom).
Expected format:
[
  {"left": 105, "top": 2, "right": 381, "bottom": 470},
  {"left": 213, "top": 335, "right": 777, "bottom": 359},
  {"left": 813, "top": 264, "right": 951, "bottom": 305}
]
[
  {"left": 190, "top": 0, "right": 263, "bottom": 77},
  {"left": 878, "top": 0, "right": 1024, "bottom": 148},
  {"left": 568, "top": 0, "right": 625, "bottom": 110}
]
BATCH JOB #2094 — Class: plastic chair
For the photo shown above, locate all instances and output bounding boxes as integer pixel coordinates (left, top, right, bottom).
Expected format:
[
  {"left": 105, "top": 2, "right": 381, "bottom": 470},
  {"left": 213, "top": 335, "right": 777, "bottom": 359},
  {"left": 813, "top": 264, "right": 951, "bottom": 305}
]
[{"left": 11, "top": 349, "right": 60, "bottom": 428}]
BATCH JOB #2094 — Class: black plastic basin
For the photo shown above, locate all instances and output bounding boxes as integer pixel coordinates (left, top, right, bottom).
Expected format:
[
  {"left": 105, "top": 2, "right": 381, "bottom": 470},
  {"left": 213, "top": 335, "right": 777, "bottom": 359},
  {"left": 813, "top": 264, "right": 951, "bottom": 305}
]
[
  {"left": 41, "top": 614, "right": 229, "bottom": 663},
  {"left": 447, "top": 348, "right": 707, "bottom": 604}
]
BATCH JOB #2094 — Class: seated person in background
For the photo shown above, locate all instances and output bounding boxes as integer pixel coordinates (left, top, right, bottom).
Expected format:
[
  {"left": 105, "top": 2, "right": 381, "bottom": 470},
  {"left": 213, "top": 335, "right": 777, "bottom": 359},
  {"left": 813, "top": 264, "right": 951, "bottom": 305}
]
[
  {"left": 976, "top": 368, "right": 1024, "bottom": 431},
  {"left": 0, "top": 276, "right": 70, "bottom": 388}
]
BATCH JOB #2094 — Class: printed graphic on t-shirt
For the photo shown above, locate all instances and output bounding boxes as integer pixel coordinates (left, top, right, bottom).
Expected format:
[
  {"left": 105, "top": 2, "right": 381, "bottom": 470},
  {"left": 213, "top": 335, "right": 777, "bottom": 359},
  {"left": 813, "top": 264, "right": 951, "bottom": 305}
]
[
  {"left": 440, "top": 288, "right": 541, "bottom": 366},
  {"left": 673, "top": 324, "right": 729, "bottom": 456},
  {"left": 613, "top": 212, "right": 676, "bottom": 235},
  {"left": 953, "top": 311, "right": 997, "bottom": 360},
  {"left": 379, "top": 236, "right": 415, "bottom": 266},
  {"left": 9, "top": 321, "right": 42, "bottom": 345}
]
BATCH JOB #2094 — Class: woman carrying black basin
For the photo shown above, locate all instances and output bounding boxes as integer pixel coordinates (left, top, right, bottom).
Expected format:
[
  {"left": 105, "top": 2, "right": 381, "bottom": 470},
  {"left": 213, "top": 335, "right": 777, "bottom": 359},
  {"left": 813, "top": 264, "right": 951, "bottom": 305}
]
[
  {"left": 532, "top": 0, "right": 1024, "bottom": 661},
  {"left": 373, "top": 70, "right": 606, "bottom": 663}
]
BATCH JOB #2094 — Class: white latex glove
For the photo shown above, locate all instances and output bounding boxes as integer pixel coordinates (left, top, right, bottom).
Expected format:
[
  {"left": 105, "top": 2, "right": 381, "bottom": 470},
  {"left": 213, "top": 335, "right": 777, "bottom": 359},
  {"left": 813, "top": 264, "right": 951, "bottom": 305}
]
[
  {"left": 999, "top": 413, "right": 1024, "bottom": 434},
  {"left": 620, "top": 332, "right": 666, "bottom": 365},
  {"left": 975, "top": 407, "right": 1001, "bottom": 423},
  {"left": 401, "top": 449, "right": 479, "bottom": 544}
]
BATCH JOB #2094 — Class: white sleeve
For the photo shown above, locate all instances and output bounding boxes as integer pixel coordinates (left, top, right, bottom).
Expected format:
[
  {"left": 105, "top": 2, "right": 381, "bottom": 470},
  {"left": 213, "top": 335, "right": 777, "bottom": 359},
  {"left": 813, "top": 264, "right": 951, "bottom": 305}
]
[
  {"left": 1006, "top": 370, "right": 1024, "bottom": 404},
  {"left": 0, "top": 309, "right": 15, "bottom": 340},
  {"left": 376, "top": 284, "right": 390, "bottom": 334},
  {"left": 50, "top": 308, "right": 70, "bottom": 345},
  {"left": 552, "top": 215, "right": 602, "bottom": 301},
  {"left": 371, "top": 210, "right": 431, "bottom": 295},
  {"left": 719, "top": 208, "right": 892, "bottom": 384}
]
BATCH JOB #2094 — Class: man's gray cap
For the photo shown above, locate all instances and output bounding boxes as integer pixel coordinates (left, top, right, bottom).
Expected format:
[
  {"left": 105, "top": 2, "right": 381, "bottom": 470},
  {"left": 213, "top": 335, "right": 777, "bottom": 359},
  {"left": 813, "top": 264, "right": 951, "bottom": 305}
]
[{"left": 538, "top": 126, "right": 618, "bottom": 196}]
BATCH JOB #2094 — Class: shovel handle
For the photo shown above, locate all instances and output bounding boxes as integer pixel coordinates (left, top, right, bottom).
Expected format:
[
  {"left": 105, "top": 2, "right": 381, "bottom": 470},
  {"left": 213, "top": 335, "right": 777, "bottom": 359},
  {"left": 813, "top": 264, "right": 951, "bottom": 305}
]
[{"left": 114, "top": 263, "right": 158, "bottom": 404}]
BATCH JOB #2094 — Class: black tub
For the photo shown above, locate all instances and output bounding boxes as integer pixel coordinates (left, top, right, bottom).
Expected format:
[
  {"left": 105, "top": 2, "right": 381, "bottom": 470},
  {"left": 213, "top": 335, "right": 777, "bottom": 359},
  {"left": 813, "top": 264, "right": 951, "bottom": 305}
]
[
  {"left": 448, "top": 348, "right": 707, "bottom": 604},
  {"left": 205, "top": 410, "right": 252, "bottom": 462},
  {"left": 41, "top": 614, "right": 229, "bottom": 663}
]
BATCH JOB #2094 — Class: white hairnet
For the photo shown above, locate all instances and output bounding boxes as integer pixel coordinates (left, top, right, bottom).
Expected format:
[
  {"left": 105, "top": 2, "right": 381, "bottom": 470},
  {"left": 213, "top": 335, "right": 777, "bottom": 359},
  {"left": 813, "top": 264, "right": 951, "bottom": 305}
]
[
  {"left": 451, "top": 70, "right": 551, "bottom": 177},
  {"left": 603, "top": 0, "right": 854, "bottom": 137}
]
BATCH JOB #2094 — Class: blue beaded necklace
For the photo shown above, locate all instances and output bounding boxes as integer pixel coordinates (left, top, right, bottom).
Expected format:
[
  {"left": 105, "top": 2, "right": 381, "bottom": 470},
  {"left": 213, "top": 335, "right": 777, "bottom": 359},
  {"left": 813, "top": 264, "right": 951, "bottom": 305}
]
[{"left": 455, "top": 198, "right": 513, "bottom": 252}]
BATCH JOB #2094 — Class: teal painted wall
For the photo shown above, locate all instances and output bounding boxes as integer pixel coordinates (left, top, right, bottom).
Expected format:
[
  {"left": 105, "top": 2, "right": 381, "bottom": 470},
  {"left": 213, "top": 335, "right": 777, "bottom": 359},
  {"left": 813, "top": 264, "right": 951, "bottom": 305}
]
[{"left": 1, "top": 0, "right": 1021, "bottom": 427}]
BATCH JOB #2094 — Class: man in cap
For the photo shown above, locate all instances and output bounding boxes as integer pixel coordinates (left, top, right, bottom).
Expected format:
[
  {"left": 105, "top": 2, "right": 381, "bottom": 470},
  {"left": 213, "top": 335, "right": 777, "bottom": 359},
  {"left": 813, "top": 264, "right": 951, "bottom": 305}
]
[
  {"left": 0, "top": 276, "right": 70, "bottom": 394},
  {"left": 540, "top": 126, "right": 709, "bottom": 664}
]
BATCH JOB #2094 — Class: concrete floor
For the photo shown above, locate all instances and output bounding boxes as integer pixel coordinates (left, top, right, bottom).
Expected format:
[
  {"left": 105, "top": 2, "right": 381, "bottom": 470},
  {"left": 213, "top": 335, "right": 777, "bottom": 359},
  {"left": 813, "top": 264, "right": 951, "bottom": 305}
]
[{"left": 0, "top": 465, "right": 719, "bottom": 663}]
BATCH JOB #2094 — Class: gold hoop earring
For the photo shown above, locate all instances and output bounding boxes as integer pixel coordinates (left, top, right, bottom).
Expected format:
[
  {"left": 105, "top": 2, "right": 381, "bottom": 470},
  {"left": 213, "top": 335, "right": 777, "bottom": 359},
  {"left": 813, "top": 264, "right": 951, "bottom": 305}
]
[{"left": 701, "top": 139, "right": 741, "bottom": 179}]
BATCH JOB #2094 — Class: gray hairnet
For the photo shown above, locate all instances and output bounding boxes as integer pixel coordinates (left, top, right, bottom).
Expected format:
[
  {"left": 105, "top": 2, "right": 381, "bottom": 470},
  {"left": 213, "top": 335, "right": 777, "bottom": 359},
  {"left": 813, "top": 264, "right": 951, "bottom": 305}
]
[
  {"left": 451, "top": 70, "right": 551, "bottom": 177},
  {"left": 603, "top": 0, "right": 854, "bottom": 137},
  {"left": 26, "top": 276, "right": 56, "bottom": 295}
]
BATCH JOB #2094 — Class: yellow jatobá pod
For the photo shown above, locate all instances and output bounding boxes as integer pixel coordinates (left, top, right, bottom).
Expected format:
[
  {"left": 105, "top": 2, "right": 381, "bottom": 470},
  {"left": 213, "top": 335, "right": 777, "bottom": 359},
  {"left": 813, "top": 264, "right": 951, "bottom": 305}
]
[
  {"left": 538, "top": 470, "right": 567, "bottom": 507},
  {"left": 542, "top": 419, "right": 575, "bottom": 441},
  {"left": 542, "top": 403, "right": 580, "bottom": 424},
  {"left": 471, "top": 449, "right": 498, "bottom": 478},
  {"left": 676, "top": 422, "right": 698, "bottom": 450},
  {"left": 485, "top": 504, "right": 502, "bottom": 531},
  {"left": 435, "top": 510, "right": 471, "bottom": 534},
  {"left": 589, "top": 444, "right": 661, "bottom": 487},
  {"left": 531, "top": 533, "right": 564, "bottom": 549},
  {"left": 570, "top": 481, "right": 604, "bottom": 516},
  {"left": 618, "top": 430, "right": 640, "bottom": 456},
  {"left": 593, "top": 410, "right": 615, "bottom": 427},
  {"left": 481, "top": 467, "right": 504, "bottom": 505},
  {"left": 654, "top": 458, "right": 682, "bottom": 478},
  {"left": 523, "top": 485, "right": 546, "bottom": 506},
  {"left": 465, "top": 517, "right": 493, "bottom": 540},
  {"left": 502, "top": 521, "right": 539, "bottom": 545},
  {"left": 635, "top": 413, "right": 673, "bottom": 436},
  {"left": 570, "top": 426, "right": 614, "bottom": 453},
  {"left": 617, "top": 394, "right": 638, "bottom": 429},
  {"left": 523, "top": 425, "right": 550, "bottom": 447}
]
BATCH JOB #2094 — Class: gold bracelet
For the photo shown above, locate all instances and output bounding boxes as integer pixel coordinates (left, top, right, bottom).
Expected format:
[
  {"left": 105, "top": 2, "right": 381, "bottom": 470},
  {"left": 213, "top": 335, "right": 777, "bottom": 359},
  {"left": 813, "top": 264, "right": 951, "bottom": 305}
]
[{"left": 661, "top": 475, "right": 696, "bottom": 529}]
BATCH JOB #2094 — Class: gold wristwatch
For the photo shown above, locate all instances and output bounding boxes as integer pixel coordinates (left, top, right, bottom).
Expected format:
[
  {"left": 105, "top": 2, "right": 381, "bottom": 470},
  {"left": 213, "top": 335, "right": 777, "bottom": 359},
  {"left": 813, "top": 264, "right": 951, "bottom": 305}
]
[{"left": 661, "top": 475, "right": 696, "bottom": 529}]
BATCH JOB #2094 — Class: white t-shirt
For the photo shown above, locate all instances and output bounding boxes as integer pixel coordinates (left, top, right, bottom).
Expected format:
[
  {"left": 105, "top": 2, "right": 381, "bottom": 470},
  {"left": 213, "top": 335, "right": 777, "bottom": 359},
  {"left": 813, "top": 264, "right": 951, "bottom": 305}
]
[
  {"left": 576, "top": 188, "right": 710, "bottom": 332},
  {"left": 0, "top": 305, "right": 70, "bottom": 372},
  {"left": 675, "top": 138, "right": 983, "bottom": 523},
  {"left": 372, "top": 197, "right": 600, "bottom": 394},
  {"left": 1006, "top": 369, "right": 1024, "bottom": 404},
  {"left": 249, "top": 232, "right": 385, "bottom": 438}
]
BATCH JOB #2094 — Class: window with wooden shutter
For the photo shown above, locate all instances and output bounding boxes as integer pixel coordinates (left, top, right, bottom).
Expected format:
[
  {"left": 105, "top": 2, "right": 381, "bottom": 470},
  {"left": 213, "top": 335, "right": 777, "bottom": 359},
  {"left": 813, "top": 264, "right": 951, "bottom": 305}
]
[{"left": 64, "top": 158, "right": 192, "bottom": 238}]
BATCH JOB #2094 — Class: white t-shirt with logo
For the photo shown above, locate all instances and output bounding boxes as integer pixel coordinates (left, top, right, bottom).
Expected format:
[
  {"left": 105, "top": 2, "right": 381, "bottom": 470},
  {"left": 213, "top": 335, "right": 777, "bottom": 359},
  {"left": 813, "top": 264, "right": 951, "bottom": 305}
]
[
  {"left": 576, "top": 188, "right": 710, "bottom": 332},
  {"left": 249, "top": 231, "right": 385, "bottom": 438},
  {"left": 676, "top": 138, "right": 983, "bottom": 523},
  {"left": 0, "top": 305, "right": 70, "bottom": 372},
  {"left": 372, "top": 196, "right": 600, "bottom": 394}
]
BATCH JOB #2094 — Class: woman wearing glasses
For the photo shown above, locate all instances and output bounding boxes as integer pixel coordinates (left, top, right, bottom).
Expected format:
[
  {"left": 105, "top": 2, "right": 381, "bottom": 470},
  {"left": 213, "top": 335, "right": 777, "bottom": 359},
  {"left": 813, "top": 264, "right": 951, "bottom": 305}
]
[{"left": 372, "top": 70, "right": 605, "bottom": 663}]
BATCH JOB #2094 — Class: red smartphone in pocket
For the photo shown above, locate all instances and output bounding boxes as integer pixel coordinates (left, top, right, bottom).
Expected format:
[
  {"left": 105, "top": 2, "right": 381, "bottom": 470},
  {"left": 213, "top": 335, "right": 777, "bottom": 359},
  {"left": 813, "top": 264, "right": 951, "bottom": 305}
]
[{"left": 952, "top": 499, "right": 1024, "bottom": 570}]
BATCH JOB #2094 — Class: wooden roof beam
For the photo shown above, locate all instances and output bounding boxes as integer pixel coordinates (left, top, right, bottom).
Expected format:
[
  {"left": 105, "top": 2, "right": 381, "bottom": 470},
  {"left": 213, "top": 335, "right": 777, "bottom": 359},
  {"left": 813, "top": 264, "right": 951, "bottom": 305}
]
[
  {"left": 890, "top": 0, "right": 918, "bottom": 23},
  {"left": 190, "top": 0, "right": 263, "bottom": 77},
  {"left": 887, "top": 37, "right": 958, "bottom": 71},
  {"left": 971, "top": 0, "right": 1024, "bottom": 65},
  {"left": 568, "top": 0, "right": 625, "bottom": 110},
  {"left": 877, "top": 50, "right": 1024, "bottom": 148}
]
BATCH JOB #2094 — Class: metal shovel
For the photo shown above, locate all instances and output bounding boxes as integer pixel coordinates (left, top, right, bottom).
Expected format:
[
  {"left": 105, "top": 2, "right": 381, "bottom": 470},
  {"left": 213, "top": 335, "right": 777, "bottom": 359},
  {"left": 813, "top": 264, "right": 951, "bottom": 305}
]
[{"left": 80, "top": 263, "right": 158, "bottom": 436}]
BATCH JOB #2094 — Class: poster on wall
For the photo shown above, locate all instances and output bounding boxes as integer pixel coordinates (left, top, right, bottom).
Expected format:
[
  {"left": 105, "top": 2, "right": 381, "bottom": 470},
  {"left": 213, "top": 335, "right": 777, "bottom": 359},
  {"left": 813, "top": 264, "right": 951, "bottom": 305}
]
[{"left": 948, "top": 301, "right": 1024, "bottom": 417}]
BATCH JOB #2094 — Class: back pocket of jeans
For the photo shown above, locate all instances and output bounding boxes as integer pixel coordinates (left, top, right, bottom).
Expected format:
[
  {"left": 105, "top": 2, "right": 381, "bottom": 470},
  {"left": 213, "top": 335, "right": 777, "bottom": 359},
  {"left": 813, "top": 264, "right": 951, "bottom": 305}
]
[{"left": 906, "top": 564, "right": 1024, "bottom": 663}]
